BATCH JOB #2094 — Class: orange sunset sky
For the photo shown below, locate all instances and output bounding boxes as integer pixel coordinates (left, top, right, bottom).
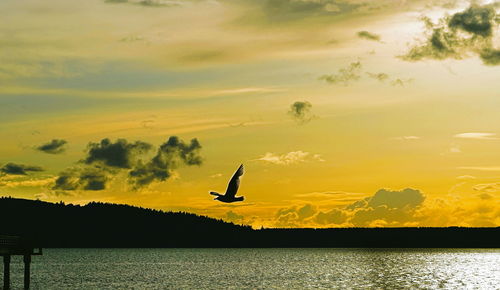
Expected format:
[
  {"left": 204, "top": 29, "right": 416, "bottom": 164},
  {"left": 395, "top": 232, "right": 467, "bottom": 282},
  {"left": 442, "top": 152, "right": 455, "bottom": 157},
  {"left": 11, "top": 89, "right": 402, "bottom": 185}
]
[{"left": 1, "top": 0, "right": 499, "bottom": 228}]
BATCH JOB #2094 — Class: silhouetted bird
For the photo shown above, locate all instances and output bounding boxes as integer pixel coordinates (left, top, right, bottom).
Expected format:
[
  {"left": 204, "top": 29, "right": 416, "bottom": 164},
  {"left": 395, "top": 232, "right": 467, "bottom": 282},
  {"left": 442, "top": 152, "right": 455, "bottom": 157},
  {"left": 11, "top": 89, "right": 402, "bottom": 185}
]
[{"left": 210, "top": 164, "right": 245, "bottom": 203}]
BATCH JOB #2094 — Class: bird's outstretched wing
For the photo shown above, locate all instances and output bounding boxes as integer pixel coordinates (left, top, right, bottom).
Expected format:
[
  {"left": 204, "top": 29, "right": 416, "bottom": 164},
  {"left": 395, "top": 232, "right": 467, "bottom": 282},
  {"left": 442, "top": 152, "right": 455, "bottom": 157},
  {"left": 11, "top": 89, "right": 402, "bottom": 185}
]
[
  {"left": 209, "top": 191, "right": 222, "bottom": 197},
  {"left": 225, "top": 164, "right": 244, "bottom": 198}
]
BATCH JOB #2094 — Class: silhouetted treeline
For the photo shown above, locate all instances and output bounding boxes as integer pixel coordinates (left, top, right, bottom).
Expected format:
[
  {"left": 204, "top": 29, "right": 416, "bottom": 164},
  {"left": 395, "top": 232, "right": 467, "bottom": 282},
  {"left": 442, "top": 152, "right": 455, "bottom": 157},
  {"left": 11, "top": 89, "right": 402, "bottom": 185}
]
[{"left": 1, "top": 197, "right": 498, "bottom": 248}]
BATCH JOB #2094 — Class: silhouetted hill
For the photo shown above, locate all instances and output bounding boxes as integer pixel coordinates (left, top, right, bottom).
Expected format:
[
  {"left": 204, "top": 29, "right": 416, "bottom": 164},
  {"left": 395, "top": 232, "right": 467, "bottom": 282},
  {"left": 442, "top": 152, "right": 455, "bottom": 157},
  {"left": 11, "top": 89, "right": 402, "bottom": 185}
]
[
  {"left": 0, "top": 197, "right": 251, "bottom": 247},
  {"left": 1, "top": 197, "right": 498, "bottom": 247}
]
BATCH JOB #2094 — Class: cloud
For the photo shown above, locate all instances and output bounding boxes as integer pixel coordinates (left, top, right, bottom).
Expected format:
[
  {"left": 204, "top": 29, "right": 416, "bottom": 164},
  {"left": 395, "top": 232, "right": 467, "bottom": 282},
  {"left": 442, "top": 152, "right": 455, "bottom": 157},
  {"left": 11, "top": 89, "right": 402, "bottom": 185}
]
[
  {"left": 366, "top": 72, "right": 389, "bottom": 82},
  {"left": 0, "top": 177, "right": 56, "bottom": 188},
  {"left": 448, "top": 5, "right": 496, "bottom": 37},
  {"left": 129, "top": 136, "right": 203, "bottom": 187},
  {"left": 368, "top": 73, "right": 413, "bottom": 86},
  {"left": 275, "top": 203, "right": 318, "bottom": 227},
  {"left": 392, "top": 136, "right": 420, "bottom": 140},
  {"left": 364, "top": 188, "right": 425, "bottom": 209},
  {"left": 288, "top": 101, "right": 315, "bottom": 124},
  {"left": 447, "top": 143, "right": 461, "bottom": 154},
  {"left": 0, "top": 163, "right": 44, "bottom": 175},
  {"left": 273, "top": 185, "right": 500, "bottom": 227},
  {"left": 479, "top": 48, "right": 500, "bottom": 65},
  {"left": 338, "top": 188, "right": 425, "bottom": 226},
  {"left": 36, "top": 139, "right": 68, "bottom": 154},
  {"left": 402, "top": 4, "right": 500, "bottom": 65},
  {"left": 319, "top": 61, "right": 362, "bottom": 86},
  {"left": 473, "top": 182, "right": 500, "bottom": 192},
  {"left": 357, "top": 31, "right": 381, "bottom": 41},
  {"left": 314, "top": 208, "right": 348, "bottom": 225},
  {"left": 473, "top": 182, "right": 500, "bottom": 200},
  {"left": 225, "top": 210, "right": 244, "bottom": 223},
  {"left": 321, "top": 62, "right": 413, "bottom": 87},
  {"left": 53, "top": 136, "right": 203, "bottom": 191},
  {"left": 458, "top": 166, "right": 500, "bottom": 171},
  {"left": 295, "top": 191, "right": 363, "bottom": 198},
  {"left": 226, "top": 0, "right": 411, "bottom": 28},
  {"left": 274, "top": 188, "right": 426, "bottom": 227},
  {"left": 104, "top": 0, "right": 182, "bottom": 7},
  {"left": 84, "top": 138, "right": 153, "bottom": 169},
  {"left": 53, "top": 167, "right": 108, "bottom": 191},
  {"left": 256, "top": 151, "right": 324, "bottom": 165},
  {"left": 454, "top": 132, "right": 499, "bottom": 140},
  {"left": 390, "top": 78, "right": 413, "bottom": 87}
]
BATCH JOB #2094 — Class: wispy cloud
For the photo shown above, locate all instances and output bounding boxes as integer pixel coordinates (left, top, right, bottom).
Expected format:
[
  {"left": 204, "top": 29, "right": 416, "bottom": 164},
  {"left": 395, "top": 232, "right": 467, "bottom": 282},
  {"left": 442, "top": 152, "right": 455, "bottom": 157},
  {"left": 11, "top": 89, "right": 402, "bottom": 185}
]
[
  {"left": 256, "top": 151, "right": 324, "bottom": 165},
  {"left": 449, "top": 143, "right": 461, "bottom": 153},
  {"left": 295, "top": 191, "right": 365, "bottom": 199},
  {"left": 454, "top": 132, "right": 499, "bottom": 140},
  {"left": 392, "top": 136, "right": 420, "bottom": 140},
  {"left": 0, "top": 177, "right": 56, "bottom": 188},
  {"left": 319, "top": 61, "right": 362, "bottom": 86},
  {"left": 320, "top": 61, "right": 413, "bottom": 87},
  {"left": 458, "top": 166, "right": 500, "bottom": 171},
  {"left": 214, "top": 87, "right": 285, "bottom": 95}
]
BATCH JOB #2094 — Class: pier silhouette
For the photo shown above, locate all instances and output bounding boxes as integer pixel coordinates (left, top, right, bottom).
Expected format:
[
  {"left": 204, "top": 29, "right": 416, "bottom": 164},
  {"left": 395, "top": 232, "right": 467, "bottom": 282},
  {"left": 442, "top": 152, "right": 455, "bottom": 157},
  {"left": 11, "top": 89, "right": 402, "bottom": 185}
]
[{"left": 1, "top": 235, "right": 42, "bottom": 289}]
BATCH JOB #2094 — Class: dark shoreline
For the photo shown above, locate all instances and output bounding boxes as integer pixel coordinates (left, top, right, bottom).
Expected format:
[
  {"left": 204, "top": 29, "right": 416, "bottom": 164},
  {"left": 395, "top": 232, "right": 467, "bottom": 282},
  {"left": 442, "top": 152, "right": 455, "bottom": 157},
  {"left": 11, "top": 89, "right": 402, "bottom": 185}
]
[{"left": 2, "top": 197, "right": 499, "bottom": 248}]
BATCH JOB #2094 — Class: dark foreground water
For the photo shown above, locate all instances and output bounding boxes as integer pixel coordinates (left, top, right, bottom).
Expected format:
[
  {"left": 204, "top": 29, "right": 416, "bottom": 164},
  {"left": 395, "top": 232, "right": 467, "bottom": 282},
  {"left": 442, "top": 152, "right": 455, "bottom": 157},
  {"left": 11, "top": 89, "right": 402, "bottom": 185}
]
[{"left": 3, "top": 248, "right": 499, "bottom": 289}]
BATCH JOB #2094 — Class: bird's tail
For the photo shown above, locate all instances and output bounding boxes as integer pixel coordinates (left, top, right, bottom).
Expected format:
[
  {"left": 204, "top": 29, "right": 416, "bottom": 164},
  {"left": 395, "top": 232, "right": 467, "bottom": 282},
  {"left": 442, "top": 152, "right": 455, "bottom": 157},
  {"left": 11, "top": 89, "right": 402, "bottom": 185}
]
[{"left": 234, "top": 196, "right": 244, "bottom": 202}]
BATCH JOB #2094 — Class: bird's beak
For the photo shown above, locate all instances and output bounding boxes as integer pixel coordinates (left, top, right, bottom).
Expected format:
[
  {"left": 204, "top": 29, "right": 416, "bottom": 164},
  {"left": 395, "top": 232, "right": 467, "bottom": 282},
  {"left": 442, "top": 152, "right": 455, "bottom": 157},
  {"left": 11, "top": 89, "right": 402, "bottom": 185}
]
[{"left": 213, "top": 197, "right": 218, "bottom": 200}]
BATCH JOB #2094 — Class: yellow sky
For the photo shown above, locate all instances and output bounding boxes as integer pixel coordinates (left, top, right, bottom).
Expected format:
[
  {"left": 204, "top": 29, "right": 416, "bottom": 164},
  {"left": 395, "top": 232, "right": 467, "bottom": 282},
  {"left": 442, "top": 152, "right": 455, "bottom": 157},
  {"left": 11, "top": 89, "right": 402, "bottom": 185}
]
[{"left": 1, "top": 0, "right": 499, "bottom": 227}]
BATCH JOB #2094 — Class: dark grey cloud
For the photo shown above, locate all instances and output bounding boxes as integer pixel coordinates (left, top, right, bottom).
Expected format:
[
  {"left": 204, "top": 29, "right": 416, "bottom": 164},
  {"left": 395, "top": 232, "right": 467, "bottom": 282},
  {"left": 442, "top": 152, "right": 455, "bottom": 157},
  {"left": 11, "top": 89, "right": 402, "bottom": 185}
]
[
  {"left": 53, "top": 167, "right": 108, "bottom": 191},
  {"left": 319, "top": 61, "right": 362, "bottom": 85},
  {"left": 403, "top": 4, "right": 500, "bottom": 65},
  {"left": 480, "top": 47, "right": 500, "bottom": 65},
  {"left": 448, "top": 5, "right": 496, "bottom": 37},
  {"left": 53, "top": 136, "right": 203, "bottom": 191},
  {"left": 288, "top": 101, "right": 314, "bottom": 124},
  {"left": 83, "top": 138, "right": 152, "bottom": 169},
  {"left": 357, "top": 30, "right": 381, "bottom": 41},
  {"left": 36, "top": 139, "right": 67, "bottom": 154},
  {"left": 0, "top": 163, "right": 44, "bottom": 175},
  {"left": 129, "top": 136, "right": 203, "bottom": 187}
]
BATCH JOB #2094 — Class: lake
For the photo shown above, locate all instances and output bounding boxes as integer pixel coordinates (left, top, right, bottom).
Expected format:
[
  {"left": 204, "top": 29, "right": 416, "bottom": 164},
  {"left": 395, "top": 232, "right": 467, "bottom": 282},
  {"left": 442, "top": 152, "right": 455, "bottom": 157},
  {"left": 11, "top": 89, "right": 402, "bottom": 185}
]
[{"left": 4, "top": 248, "right": 500, "bottom": 289}]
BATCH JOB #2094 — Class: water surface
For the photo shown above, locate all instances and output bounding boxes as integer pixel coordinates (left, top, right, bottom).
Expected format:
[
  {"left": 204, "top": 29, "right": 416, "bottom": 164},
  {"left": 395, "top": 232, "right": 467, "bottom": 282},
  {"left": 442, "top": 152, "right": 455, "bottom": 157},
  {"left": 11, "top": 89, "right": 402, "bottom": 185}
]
[{"left": 4, "top": 248, "right": 500, "bottom": 289}]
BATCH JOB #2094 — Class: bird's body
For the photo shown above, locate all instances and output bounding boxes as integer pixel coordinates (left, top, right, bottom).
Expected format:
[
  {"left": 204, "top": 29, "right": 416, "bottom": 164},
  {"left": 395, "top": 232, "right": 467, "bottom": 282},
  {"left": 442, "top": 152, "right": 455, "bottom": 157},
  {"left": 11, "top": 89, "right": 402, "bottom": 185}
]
[{"left": 210, "top": 164, "right": 245, "bottom": 203}]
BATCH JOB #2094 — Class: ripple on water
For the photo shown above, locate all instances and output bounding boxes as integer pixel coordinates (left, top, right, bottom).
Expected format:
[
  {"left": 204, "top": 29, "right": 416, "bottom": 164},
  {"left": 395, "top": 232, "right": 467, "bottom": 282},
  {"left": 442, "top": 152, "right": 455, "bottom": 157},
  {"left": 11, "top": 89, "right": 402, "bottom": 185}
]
[{"left": 3, "top": 248, "right": 499, "bottom": 289}]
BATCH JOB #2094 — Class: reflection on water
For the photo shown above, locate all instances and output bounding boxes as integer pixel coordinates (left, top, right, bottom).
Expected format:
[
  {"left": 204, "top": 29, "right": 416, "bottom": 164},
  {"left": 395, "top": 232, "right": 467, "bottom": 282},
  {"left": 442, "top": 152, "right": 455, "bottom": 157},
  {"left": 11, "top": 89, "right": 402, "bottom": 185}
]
[{"left": 4, "top": 248, "right": 500, "bottom": 289}]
